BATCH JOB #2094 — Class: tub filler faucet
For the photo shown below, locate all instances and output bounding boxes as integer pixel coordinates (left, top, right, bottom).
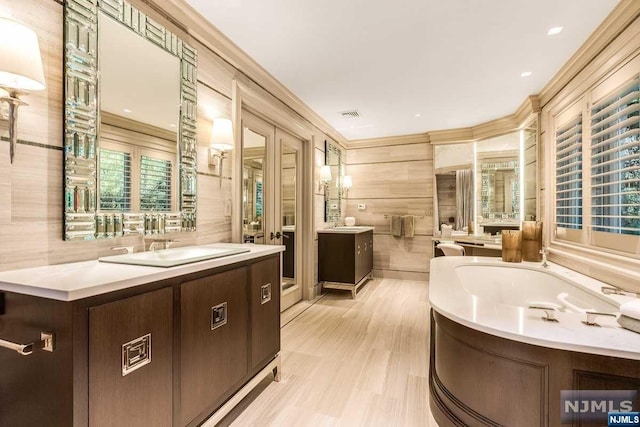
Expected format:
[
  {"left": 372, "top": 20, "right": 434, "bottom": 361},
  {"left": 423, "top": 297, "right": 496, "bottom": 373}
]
[
  {"left": 539, "top": 246, "right": 549, "bottom": 268},
  {"left": 601, "top": 286, "right": 640, "bottom": 298}
]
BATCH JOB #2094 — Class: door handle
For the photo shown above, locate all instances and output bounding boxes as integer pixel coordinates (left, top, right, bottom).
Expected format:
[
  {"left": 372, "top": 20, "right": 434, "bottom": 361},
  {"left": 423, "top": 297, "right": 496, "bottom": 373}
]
[{"left": 270, "top": 232, "right": 289, "bottom": 240}]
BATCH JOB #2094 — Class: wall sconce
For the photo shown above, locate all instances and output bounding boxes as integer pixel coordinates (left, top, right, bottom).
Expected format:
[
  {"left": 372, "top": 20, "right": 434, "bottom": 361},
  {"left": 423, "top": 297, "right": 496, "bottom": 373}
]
[
  {"left": 0, "top": 18, "right": 46, "bottom": 164},
  {"left": 208, "top": 118, "right": 233, "bottom": 177},
  {"left": 320, "top": 165, "right": 332, "bottom": 190},
  {"left": 342, "top": 175, "right": 352, "bottom": 196}
]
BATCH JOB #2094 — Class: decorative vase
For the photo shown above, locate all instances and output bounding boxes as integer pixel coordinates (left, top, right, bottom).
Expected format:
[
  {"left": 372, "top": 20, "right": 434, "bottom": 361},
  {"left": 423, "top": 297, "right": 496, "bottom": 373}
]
[
  {"left": 522, "top": 221, "right": 543, "bottom": 262},
  {"left": 502, "top": 230, "right": 522, "bottom": 263}
]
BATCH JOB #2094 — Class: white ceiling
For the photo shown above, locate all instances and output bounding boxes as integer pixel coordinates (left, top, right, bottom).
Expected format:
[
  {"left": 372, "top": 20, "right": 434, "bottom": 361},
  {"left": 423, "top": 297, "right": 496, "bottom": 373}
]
[{"left": 186, "top": 0, "right": 618, "bottom": 141}]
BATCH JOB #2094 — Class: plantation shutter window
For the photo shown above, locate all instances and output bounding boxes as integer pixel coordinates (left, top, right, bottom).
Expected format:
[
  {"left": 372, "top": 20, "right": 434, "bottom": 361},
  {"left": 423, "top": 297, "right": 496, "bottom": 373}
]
[
  {"left": 590, "top": 75, "right": 640, "bottom": 238},
  {"left": 555, "top": 114, "right": 583, "bottom": 234},
  {"left": 140, "top": 155, "right": 173, "bottom": 212}
]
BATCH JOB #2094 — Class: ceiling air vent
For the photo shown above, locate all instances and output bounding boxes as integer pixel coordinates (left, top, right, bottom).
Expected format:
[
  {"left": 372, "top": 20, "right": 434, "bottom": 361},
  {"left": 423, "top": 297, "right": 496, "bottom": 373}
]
[{"left": 339, "top": 110, "right": 360, "bottom": 119}]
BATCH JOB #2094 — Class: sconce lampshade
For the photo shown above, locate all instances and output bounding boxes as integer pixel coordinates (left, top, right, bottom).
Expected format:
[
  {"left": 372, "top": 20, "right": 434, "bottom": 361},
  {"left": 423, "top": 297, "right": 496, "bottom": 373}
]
[
  {"left": 210, "top": 118, "right": 234, "bottom": 151},
  {"left": 343, "top": 175, "right": 352, "bottom": 189},
  {"left": 0, "top": 18, "right": 46, "bottom": 91},
  {"left": 320, "top": 165, "right": 332, "bottom": 182}
]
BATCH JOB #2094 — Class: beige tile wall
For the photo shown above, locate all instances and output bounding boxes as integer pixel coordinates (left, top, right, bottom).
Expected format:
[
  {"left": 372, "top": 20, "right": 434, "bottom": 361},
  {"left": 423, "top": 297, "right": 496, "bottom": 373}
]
[{"left": 345, "top": 140, "right": 433, "bottom": 280}]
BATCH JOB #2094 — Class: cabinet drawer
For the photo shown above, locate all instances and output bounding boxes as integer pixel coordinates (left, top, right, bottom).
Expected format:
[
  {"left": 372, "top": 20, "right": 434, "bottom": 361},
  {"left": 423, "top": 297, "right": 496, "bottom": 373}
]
[
  {"left": 180, "top": 267, "right": 249, "bottom": 426},
  {"left": 89, "top": 287, "right": 173, "bottom": 427}
]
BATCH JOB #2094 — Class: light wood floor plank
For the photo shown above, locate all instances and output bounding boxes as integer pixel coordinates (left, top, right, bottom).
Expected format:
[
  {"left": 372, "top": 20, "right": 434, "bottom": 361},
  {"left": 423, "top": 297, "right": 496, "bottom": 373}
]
[{"left": 220, "top": 278, "right": 437, "bottom": 426}]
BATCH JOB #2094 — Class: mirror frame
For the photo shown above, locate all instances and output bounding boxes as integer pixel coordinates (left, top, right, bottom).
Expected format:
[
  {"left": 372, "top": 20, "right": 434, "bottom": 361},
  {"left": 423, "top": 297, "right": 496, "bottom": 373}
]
[
  {"left": 63, "top": 0, "right": 197, "bottom": 240},
  {"left": 324, "top": 140, "right": 343, "bottom": 223}
]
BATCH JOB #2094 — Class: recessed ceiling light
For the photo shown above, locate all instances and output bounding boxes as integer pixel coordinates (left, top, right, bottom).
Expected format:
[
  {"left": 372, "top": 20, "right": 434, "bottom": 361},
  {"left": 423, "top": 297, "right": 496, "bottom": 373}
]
[
  {"left": 169, "top": 124, "right": 176, "bottom": 128},
  {"left": 521, "top": 71, "right": 532, "bottom": 78},
  {"left": 547, "top": 26, "right": 563, "bottom": 36},
  {"left": 123, "top": 108, "right": 132, "bottom": 113},
  {"left": 415, "top": 113, "right": 421, "bottom": 118}
]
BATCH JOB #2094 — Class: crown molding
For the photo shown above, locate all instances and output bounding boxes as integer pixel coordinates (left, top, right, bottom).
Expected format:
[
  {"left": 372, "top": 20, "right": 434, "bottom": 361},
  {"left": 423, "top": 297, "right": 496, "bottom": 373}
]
[
  {"left": 347, "top": 133, "right": 430, "bottom": 149},
  {"left": 537, "top": 0, "right": 640, "bottom": 108},
  {"left": 144, "top": 0, "right": 349, "bottom": 146}
]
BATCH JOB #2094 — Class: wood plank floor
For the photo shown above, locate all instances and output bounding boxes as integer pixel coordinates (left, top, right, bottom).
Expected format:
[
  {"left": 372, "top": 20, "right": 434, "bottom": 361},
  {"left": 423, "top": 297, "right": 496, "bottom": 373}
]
[{"left": 220, "top": 278, "right": 437, "bottom": 426}]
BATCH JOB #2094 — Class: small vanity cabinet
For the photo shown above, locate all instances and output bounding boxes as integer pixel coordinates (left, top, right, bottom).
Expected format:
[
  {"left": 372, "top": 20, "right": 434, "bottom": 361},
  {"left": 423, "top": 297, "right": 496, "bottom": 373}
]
[
  {"left": 0, "top": 248, "right": 281, "bottom": 427},
  {"left": 318, "top": 228, "right": 374, "bottom": 298}
]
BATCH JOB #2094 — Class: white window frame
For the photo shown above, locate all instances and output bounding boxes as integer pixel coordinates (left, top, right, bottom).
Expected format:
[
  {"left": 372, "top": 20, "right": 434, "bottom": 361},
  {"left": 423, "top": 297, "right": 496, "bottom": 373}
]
[{"left": 550, "top": 57, "right": 640, "bottom": 260}]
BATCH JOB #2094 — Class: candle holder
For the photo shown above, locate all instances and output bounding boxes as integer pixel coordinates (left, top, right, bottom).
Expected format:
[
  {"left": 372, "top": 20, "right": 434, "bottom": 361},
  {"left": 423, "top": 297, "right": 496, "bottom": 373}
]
[
  {"left": 522, "top": 221, "right": 543, "bottom": 262},
  {"left": 502, "top": 230, "right": 522, "bottom": 263}
]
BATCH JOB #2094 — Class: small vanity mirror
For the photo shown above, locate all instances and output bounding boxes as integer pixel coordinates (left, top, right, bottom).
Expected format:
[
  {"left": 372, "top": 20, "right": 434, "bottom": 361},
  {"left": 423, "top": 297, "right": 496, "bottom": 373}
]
[
  {"left": 324, "top": 140, "right": 343, "bottom": 223},
  {"left": 64, "top": 0, "right": 197, "bottom": 240}
]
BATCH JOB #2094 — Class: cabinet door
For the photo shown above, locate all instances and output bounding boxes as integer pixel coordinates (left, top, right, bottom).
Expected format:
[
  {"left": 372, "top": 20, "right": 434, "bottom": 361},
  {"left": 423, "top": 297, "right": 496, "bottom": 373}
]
[
  {"left": 355, "top": 232, "right": 368, "bottom": 283},
  {"left": 89, "top": 287, "right": 173, "bottom": 427},
  {"left": 250, "top": 256, "right": 281, "bottom": 370},
  {"left": 180, "top": 267, "right": 249, "bottom": 426}
]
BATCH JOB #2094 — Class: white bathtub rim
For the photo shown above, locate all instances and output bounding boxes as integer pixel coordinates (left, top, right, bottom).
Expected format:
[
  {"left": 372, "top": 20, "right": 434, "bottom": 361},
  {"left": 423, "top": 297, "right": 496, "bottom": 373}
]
[{"left": 429, "top": 256, "right": 640, "bottom": 361}]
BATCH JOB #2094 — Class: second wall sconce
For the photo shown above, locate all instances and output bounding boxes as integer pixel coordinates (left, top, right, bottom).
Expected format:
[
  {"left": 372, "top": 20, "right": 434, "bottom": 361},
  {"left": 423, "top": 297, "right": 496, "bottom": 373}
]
[
  {"left": 0, "top": 17, "right": 46, "bottom": 164},
  {"left": 342, "top": 175, "right": 352, "bottom": 196},
  {"left": 208, "top": 117, "right": 234, "bottom": 177},
  {"left": 320, "top": 165, "right": 332, "bottom": 190}
]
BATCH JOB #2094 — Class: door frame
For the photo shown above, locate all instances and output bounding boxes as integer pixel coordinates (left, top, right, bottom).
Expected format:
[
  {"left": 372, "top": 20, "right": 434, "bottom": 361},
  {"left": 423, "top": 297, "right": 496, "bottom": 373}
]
[{"left": 231, "top": 80, "right": 316, "bottom": 301}]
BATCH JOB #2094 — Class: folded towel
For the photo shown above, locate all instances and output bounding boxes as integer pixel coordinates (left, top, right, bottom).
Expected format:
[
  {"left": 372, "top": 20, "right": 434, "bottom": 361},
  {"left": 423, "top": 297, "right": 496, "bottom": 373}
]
[
  {"left": 441, "top": 224, "right": 453, "bottom": 238},
  {"left": 404, "top": 215, "right": 415, "bottom": 238},
  {"left": 391, "top": 215, "right": 402, "bottom": 237},
  {"left": 620, "top": 300, "right": 640, "bottom": 320},
  {"left": 618, "top": 314, "right": 640, "bottom": 334}
]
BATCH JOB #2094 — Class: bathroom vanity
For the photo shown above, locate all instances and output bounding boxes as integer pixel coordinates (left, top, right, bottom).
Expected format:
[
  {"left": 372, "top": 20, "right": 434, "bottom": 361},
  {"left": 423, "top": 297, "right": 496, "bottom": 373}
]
[
  {"left": 318, "top": 227, "right": 374, "bottom": 298},
  {"left": 0, "top": 244, "right": 283, "bottom": 427}
]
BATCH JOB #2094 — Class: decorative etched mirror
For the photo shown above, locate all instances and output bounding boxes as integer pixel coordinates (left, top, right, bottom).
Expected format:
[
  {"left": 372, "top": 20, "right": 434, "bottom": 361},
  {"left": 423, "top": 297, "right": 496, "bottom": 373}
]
[
  {"left": 324, "top": 140, "right": 343, "bottom": 222},
  {"left": 63, "top": 0, "right": 197, "bottom": 240}
]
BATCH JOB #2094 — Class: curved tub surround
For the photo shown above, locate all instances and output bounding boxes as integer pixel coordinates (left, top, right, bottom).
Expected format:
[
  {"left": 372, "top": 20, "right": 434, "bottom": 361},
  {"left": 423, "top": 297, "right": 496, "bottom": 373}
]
[
  {"left": 429, "top": 256, "right": 639, "bottom": 360},
  {"left": 0, "top": 243, "right": 284, "bottom": 301}
]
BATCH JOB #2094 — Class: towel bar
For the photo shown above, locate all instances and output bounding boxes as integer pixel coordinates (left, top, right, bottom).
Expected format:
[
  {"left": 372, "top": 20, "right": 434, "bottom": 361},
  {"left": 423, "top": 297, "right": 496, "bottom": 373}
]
[{"left": 0, "top": 332, "right": 55, "bottom": 356}]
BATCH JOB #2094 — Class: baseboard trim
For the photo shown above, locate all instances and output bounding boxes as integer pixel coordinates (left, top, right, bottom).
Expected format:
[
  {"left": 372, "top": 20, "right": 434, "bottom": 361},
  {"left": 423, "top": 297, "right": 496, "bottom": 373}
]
[{"left": 373, "top": 269, "right": 429, "bottom": 282}]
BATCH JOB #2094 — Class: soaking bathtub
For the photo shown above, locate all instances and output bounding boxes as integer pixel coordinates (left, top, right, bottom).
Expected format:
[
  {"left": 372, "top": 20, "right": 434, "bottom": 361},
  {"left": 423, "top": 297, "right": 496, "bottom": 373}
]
[{"left": 428, "top": 257, "right": 640, "bottom": 427}]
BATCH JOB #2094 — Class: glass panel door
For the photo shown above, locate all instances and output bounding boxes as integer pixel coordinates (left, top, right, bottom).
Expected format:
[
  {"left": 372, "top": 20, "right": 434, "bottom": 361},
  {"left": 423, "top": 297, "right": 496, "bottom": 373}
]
[
  {"left": 241, "top": 113, "right": 274, "bottom": 245},
  {"left": 278, "top": 130, "right": 303, "bottom": 311}
]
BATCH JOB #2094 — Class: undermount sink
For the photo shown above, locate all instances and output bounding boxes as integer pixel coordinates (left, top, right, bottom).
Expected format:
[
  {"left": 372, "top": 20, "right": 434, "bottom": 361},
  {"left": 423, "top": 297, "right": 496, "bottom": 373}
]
[{"left": 98, "top": 246, "right": 251, "bottom": 268}]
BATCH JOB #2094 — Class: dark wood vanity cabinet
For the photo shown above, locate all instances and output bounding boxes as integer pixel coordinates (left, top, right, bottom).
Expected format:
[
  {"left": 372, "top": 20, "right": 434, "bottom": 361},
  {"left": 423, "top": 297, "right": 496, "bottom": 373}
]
[
  {"left": 319, "top": 230, "right": 373, "bottom": 285},
  {"left": 0, "top": 253, "right": 281, "bottom": 427},
  {"left": 180, "top": 267, "right": 249, "bottom": 426},
  {"left": 250, "top": 256, "right": 280, "bottom": 370},
  {"left": 89, "top": 287, "right": 173, "bottom": 427}
]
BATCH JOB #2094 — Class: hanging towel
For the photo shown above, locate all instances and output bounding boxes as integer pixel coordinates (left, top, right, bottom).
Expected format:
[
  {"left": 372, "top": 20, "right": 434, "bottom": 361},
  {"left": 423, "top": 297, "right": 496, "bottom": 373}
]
[
  {"left": 391, "top": 215, "right": 403, "bottom": 237},
  {"left": 618, "top": 314, "right": 640, "bottom": 334},
  {"left": 404, "top": 215, "right": 415, "bottom": 238},
  {"left": 620, "top": 300, "right": 640, "bottom": 320}
]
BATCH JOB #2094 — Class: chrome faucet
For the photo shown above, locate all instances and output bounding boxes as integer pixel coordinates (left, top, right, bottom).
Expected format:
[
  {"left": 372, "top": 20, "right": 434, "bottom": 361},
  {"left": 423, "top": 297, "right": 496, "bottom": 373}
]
[
  {"left": 111, "top": 246, "right": 134, "bottom": 254},
  {"left": 601, "top": 286, "right": 640, "bottom": 298},
  {"left": 146, "top": 238, "right": 176, "bottom": 251},
  {"left": 539, "top": 246, "right": 549, "bottom": 268}
]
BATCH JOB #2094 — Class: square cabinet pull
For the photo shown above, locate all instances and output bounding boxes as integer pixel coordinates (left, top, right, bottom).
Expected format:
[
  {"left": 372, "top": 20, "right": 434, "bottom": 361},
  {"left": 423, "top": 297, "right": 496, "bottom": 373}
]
[
  {"left": 122, "top": 333, "right": 151, "bottom": 376},
  {"left": 261, "top": 283, "right": 272, "bottom": 304},
  {"left": 211, "top": 302, "right": 228, "bottom": 330}
]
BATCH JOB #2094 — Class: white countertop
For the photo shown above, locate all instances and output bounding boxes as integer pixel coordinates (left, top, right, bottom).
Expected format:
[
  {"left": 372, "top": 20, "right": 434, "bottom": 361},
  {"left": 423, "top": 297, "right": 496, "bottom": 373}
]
[
  {"left": 317, "top": 226, "right": 375, "bottom": 234},
  {"left": 0, "top": 244, "right": 284, "bottom": 301},
  {"left": 429, "top": 256, "right": 640, "bottom": 361}
]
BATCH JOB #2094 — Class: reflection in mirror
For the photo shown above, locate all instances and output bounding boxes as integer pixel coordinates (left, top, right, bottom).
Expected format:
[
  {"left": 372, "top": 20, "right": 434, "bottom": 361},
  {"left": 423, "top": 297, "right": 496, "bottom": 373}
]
[
  {"left": 63, "top": 0, "right": 197, "bottom": 240},
  {"left": 476, "top": 132, "right": 521, "bottom": 234},
  {"left": 97, "top": 13, "right": 180, "bottom": 231},
  {"left": 434, "top": 143, "right": 474, "bottom": 232},
  {"left": 523, "top": 117, "right": 538, "bottom": 221},
  {"left": 324, "top": 140, "right": 343, "bottom": 223},
  {"left": 282, "top": 143, "right": 296, "bottom": 286},
  {"left": 242, "top": 128, "right": 266, "bottom": 243}
]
